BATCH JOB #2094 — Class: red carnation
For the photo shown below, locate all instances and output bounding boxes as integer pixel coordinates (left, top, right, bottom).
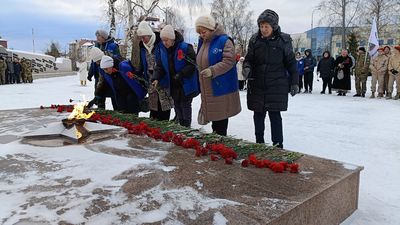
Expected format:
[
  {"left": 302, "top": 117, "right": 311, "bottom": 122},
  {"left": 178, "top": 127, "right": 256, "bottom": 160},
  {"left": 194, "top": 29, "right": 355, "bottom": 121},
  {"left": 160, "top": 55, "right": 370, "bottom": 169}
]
[
  {"left": 279, "top": 161, "right": 289, "bottom": 169},
  {"left": 195, "top": 148, "right": 202, "bottom": 157},
  {"left": 127, "top": 71, "right": 136, "bottom": 79},
  {"left": 241, "top": 159, "right": 249, "bottom": 167},
  {"left": 225, "top": 157, "right": 233, "bottom": 165},
  {"left": 249, "top": 154, "right": 257, "bottom": 165},
  {"left": 182, "top": 138, "right": 200, "bottom": 149},
  {"left": 161, "top": 131, "right": 174, "bottom": 142},
  {"left": 172, "top": 134, "right": 184, "bottom": 146},
  {"left": 177, "top": 49, "right": 184, "bottom": 60},
  {"left": 289, "top": 163, "right": 300, "bottom": 173},
  {"left": 210, "top": 154, "right": 219, "bottom": 161},
  {"left": 271, "top": 163, "right": 285, "bottom": 173},
  {"left": 66, "top": 107, "right": 73, "bottom": 113},
  {"left": 57, "top": 105, "right": 64, "bottom": 113},
  {"left": 255, "top": 160, "right": 265, "bottom": 168}
]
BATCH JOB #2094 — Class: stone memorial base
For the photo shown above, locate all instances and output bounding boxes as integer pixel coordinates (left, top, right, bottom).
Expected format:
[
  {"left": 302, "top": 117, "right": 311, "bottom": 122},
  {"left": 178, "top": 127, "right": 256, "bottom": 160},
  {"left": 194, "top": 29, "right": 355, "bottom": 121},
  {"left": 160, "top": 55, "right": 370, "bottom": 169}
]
[{"left": 0, "top": 108, "right": 363, "bottom": 225}]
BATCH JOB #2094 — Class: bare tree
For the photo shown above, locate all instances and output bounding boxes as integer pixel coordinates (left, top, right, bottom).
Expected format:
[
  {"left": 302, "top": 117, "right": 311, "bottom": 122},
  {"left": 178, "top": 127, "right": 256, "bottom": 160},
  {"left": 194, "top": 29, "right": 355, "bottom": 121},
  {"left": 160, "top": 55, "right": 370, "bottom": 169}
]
[
  {"left": 359, "top": 0, "right": 400, "bottom": 35},
  {"left": 210, "top": 0, "right": 255, "bottom": 55},
  {"left": 318, "top": 0, "right": 363, "bottom": 49},
  {"left": 165, "top": 8, "right": 186, "bottom": 32},
  {"left": 108, "top": 0, "right": 118, "bottom": 38}
]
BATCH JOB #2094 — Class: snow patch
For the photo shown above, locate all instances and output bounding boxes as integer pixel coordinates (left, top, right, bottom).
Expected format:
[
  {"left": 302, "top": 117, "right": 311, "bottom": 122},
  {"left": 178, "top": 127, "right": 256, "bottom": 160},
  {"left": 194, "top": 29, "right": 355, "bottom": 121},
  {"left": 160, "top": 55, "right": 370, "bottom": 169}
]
[{"left": 213, "top": 211, "right": 228, "bottom": 225}]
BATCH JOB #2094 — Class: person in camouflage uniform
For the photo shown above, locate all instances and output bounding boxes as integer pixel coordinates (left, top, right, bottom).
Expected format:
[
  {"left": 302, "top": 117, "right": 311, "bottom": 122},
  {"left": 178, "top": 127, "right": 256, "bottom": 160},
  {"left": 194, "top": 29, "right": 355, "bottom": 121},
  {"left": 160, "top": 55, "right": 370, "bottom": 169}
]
[
  {"left": 0, "top": 56, "right": 6, "bottom": 85},
  {"left": 387, "top": 45, "right": 400, "bottom": 100},
  {"left": 353, "top": 47, "right": 370, "bottom": 97},
  {"left": 21, "top": 59, "right": 33, "bottom": 83},
  {"left": 369, "top": 48, "right": 389, "bottom": 98}
]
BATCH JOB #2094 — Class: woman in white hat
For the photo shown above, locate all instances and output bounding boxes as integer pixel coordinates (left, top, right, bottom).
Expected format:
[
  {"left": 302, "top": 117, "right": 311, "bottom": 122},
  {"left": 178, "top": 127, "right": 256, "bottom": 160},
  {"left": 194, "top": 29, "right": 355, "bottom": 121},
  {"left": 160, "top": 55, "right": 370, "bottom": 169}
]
[
  {"left": 195, "top": 15, "right": 241, "bottom": 136},
  {"left": 152, "top": 25, "right": 199, "bottom": 127}
]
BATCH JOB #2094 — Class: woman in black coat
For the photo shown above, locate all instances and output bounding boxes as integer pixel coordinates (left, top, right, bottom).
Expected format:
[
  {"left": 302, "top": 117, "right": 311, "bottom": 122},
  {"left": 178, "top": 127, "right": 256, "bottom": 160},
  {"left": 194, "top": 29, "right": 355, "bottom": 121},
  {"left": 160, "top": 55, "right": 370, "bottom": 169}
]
[
  {"left": 332, "top": 49, "right": 353, "bottom": 96},
  {"left": 317, "top": 51, "right": 335, "bottom": 94},
  {"left": 243, "top": 9, "right": 299, "bottom": 148}
]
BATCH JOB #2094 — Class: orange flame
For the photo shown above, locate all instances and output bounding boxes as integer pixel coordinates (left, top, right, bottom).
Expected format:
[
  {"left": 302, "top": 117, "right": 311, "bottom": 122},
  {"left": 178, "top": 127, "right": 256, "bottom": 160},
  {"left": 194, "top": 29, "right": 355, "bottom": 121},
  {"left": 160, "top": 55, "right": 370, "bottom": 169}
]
[{"left": 68, "top": 101, "right": 95, "bottom": 120}]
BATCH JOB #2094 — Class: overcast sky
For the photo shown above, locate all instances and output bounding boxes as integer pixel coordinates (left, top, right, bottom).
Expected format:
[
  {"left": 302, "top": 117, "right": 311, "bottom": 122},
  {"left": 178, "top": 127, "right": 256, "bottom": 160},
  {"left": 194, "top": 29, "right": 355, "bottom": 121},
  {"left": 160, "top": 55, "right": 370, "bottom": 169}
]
[{"left": 0, "top": 0, "right": 322, "bottom": 53}]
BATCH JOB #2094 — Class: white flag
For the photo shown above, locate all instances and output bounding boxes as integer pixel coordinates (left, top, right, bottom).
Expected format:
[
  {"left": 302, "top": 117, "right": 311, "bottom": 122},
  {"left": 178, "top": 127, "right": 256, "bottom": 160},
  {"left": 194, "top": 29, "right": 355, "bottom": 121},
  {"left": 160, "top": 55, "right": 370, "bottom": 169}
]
[{"left": 368, "top": 17, "right": 379, "bottom": 57}]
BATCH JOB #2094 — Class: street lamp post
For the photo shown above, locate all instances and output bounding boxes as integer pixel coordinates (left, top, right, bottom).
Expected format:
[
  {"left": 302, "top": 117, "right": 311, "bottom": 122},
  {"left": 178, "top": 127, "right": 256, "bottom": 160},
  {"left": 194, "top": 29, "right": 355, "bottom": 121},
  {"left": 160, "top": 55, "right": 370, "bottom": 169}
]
[{"left": 311, "top": 8, "right": 320, "bottom": 55}]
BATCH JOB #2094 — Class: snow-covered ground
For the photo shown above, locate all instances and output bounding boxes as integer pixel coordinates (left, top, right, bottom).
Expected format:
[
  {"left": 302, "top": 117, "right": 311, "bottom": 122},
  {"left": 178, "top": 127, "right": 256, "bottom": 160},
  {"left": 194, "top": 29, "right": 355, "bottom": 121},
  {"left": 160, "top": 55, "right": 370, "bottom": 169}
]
[{"left": 1, "top": 75, "right": 399, "bottom": 225}]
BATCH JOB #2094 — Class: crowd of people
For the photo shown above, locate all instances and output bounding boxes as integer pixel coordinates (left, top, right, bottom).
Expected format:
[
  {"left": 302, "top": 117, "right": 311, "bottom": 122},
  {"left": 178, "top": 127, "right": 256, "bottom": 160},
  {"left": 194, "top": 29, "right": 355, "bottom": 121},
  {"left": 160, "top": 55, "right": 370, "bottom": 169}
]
[
  {"left": 85, "top": 9, "right": 299, "bottom": 149},
  {"left": 295, "top": 45, "right": 400, "bottom": 99},
  {"left": 82, "top": 8, "right": 400, "bottom": 149},
  {"left": 0, "top": 56, "right": 33, "bottom": 85}
]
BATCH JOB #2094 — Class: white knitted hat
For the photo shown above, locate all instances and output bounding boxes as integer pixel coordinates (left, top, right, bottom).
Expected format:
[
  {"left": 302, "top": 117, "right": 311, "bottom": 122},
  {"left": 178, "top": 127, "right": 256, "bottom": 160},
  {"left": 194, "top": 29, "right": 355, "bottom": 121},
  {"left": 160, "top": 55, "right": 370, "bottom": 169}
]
[
  {"left": 88, "top": 47, "right": 104, "bottom": 62},
  {"left": 100, "top": 55, "right": 114, "bottom": 69},
  {"left": 160, "top": 25, "right": 175, "bottom": 40},
  {"left": 195, "top": 15, "right": 216, "bottom": 32},
  {"left": 137, "top": 21, "right": 154, "bottom": 36}
]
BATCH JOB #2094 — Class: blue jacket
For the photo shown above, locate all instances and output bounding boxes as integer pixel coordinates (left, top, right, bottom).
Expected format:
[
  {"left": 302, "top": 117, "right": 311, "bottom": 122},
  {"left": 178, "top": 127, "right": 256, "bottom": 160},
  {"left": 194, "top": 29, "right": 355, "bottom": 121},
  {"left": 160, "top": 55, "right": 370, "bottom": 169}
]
[
  {"left": 118, "top": 60, "right": 147, "bottom": 100},
  {"left": 158, "top": 41, "right": 199, "bottom": 96},
  {"left": 139, "top": 32, "right": 161, "bottom": 81},
  {"left": 296, "top": 58, "right": 305, "bottom": 76},
  {"left": 96, "top": 38, "right": 121, "bottom": 59},
  {"left": 198, "top": 35, "right": 238, "bottom": 97}
]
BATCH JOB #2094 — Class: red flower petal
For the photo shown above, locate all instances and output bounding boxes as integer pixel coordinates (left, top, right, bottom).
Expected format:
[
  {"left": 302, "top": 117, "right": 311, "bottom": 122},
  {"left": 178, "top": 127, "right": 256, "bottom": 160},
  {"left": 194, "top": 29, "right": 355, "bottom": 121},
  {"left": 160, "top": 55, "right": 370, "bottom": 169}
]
[
  {"left": 210, "top": 154, "right": 219, "bottom": 161},
  {"left": 225, "top": 157, "right": 233, "bottom": 165},
  {"left": 289, "top": 163, "right": 300, "bottom": 173},
  {"left": 271, "top": 163, "right": 285, "bottom": 173},
  {"left": 241, "top": 159, "right": 249, "bottom": 167},
  {"left": 177, "top": 49, "right": 184, "bottom": 60}
]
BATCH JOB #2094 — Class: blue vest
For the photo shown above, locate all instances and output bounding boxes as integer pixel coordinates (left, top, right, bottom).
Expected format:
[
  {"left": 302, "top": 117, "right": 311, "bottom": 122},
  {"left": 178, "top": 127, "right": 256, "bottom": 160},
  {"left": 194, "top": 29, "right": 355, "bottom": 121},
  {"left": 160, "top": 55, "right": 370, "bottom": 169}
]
[
  {"left": 140, "top": 45, "right": 160, "bottom": 81},
  {"left": 198, "top": 35, "right": 238, "bottom": 97},
  {"left": 119, "top": 60, "right": 147, "bottom": 100},
  {"left": 159, "top": 42, "right": 199, "bottom": 96},
  {"left": 99, "top": 68, "right": 117, "bottom": 99}
]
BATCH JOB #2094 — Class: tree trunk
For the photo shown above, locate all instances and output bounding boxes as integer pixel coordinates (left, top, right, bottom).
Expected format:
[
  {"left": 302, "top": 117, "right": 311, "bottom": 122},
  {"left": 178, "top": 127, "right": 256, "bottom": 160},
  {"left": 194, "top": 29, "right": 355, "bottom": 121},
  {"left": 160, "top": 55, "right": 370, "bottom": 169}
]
[
  {"left": 342, "top": 0, "right": 346, "bottom": 49},
  {"left": 109, "top": 0, "right": 117, "bottom": 38}
]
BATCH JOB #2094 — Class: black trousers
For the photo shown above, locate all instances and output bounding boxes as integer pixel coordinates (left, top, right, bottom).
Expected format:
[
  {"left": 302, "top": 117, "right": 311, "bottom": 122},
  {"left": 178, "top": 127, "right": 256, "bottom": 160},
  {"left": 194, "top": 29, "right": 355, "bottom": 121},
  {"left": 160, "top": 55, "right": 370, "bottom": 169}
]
[
  {"left": 238, "top": 80, "right": 246, "bottom": 90},
  {"left": 304, "top": 71, "right": 314, "bottom": 91},
  {"left": 212, "top": 119, "right": 229, "bottom": 136},
  {"left": 253, "top": 111, "right": 283, "bottom": 148},
  {"left": 299, "top": 75, "right": 304, "bottom": 91},
  {"left": 116, "top": 92, "right": 140, "bottom": 115},
  {"left": 174, "top": 98, "right": 193, "bottom": 127},
  {"left": 322, "top": 77, "right": 332, "bottom": 93},
  {"left": 150, "top": 100, "right": 171, "bottom": 121}
]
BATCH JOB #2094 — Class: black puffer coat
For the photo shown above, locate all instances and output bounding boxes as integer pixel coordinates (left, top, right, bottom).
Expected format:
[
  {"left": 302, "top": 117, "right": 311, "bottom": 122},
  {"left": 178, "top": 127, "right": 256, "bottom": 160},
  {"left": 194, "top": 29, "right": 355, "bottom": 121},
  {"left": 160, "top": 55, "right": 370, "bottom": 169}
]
[
  {"left": 243, "top": 28, "right": 298, "bottom": 112},
  {"left": 317, "top": 51, "right": 335, "bottom": 79}
]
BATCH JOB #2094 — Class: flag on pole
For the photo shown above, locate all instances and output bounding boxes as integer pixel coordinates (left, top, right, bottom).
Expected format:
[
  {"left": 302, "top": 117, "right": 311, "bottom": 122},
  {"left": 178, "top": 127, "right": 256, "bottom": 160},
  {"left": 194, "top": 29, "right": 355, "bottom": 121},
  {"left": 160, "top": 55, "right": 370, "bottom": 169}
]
[{"left": 368, "top": 17, "right": 379, "bottom": 57}]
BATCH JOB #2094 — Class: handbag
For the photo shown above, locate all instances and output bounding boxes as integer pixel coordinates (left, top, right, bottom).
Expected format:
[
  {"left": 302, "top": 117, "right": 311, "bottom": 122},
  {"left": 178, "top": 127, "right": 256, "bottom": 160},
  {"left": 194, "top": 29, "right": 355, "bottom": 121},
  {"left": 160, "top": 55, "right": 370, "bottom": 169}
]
[
  {"left": 337, "top": 70, "right": 344, "bottom": 80},
  {"left": 197, "top": 107, "right": 209, "bottom": 125}
]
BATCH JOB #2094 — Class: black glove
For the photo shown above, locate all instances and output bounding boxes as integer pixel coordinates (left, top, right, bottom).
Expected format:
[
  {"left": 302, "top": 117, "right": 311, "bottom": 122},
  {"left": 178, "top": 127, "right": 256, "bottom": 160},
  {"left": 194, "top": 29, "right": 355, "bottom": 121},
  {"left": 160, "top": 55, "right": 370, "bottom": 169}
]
[
  {"left": 87, "top": 76, "right": 92, "bottom": 82},
  {"left": 390, "top": 69, "right": 399, "bottom": 75},
  {"left": 243, "top": 67, "right": 251, "bottom": 79},
  {"left": 173, "top": 73, "right": 181, "bottom": 81},
  {"left": 290, "top": 84, "right": 299, "bottom": 97}
]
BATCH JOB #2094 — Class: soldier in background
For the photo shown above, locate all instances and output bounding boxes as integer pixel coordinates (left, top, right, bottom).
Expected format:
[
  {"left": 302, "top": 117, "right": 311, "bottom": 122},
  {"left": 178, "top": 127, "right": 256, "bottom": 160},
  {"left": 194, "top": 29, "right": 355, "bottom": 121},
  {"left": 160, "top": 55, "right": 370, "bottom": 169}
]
[
  {"left": 383, "top": 46, "right": 391, "bottom": 97},
  {"left": 13, "top": 58, "right": 22, "bottom": 84},
  {"left": 0, "top": 56, "right": 6, "bottom": 85},
  {"left": 6, "top": 57, "right": 14, "bottom": 84},
  {"left": 369, "top": 48, "right": 388, "bottom": 98},
  {"left": 353, "top": 47, "right": 370, "bottom": 97},
  {"left": 22, "top": 59, "right": 33, "bottom": 83}
]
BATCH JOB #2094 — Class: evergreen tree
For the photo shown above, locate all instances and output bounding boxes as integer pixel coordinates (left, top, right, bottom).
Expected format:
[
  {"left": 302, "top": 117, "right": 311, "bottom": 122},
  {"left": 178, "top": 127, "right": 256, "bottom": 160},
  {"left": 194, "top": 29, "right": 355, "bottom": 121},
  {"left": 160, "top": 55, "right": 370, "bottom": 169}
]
[
  {"left": 45, "top": 42, "right": 61, "bottom": 58},
  {"left": 347, "top": 32, "right": 359, "bottom": 57}
]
